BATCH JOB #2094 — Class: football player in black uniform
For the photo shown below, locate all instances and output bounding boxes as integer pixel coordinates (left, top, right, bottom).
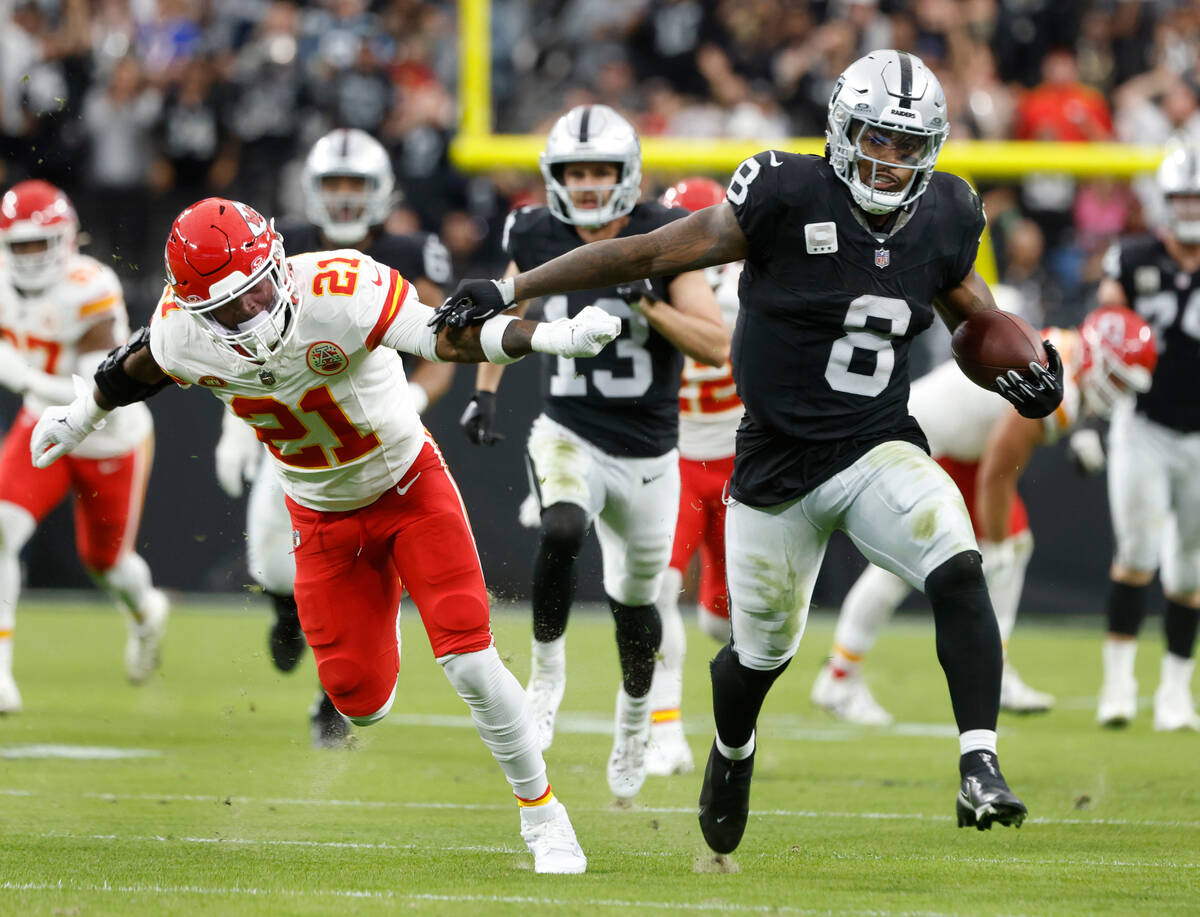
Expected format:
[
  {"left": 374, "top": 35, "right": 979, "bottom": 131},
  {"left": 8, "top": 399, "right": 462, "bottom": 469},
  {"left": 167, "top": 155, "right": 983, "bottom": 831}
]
[
  {"left": 434, "top": 51, "right": 1066, "bottom": 851},
  {"left": 1096, "top": 140, "right": 1200, "bottom": 732},
  {"left": 213, "top": 127, "right": 455, "bottom": 748},
  {"left": 458, "top": 104, "right": 729, "bottom": 800}
]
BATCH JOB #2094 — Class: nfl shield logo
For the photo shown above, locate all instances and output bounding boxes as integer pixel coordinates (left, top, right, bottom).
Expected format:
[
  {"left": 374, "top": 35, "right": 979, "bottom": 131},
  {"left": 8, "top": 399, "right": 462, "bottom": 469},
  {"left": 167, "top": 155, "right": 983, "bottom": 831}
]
[{"left": 874, "top": 248, "right": 890, "bottom": 269}]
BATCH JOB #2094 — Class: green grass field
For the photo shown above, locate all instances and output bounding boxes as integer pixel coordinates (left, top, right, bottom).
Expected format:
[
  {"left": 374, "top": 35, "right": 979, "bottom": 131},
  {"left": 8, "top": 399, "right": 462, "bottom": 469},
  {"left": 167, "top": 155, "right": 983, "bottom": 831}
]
[{"left": 1, "top": 595, "right": 1197, "bottom": 916}]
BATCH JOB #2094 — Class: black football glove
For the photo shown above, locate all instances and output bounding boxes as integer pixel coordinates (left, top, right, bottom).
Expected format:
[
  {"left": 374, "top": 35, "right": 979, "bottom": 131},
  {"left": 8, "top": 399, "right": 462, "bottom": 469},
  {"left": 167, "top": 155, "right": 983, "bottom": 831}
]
[
  {"left": 460, "top": 391, "right": 504, "bottom": 446},
  {"left": 429, "top": 278, "right": 514, "bottom": 332},
  {"left": 615, "top": 279, "right": 655, "bottom": 308},
  {"left": 994, "top": 340, "right": 1064, "bottom": 419}
]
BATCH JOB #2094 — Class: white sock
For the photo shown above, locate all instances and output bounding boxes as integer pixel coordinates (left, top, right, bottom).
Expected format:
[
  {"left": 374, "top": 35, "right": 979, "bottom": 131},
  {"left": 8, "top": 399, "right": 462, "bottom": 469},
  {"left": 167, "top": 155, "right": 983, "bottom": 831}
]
[
  {"left": 529, "top": 634, "right": 566, "bottom": 683},
  {"left": 441, "top": 646, "right": 549, "bottom": 801},
  {"left": 0, "top": 637, "right": 12, "bottom": 681},
  {"left": 1103, "top": 639, "right": 1138, "bottom": 685},
  {"left": 716, "top": 730, "right": 755, "bottom": 761},
  {"left": 93, "top": 552, "right": 157, "bottom": 621},
  {"left": 648, "top": 568, "right": 685, "bottom": 718},
  {"left": 1161, "top": 652, "right": 1195, "bottom": 690},
  {"left": 959, "top": 728, "right": 998, "bottom": 756},
  {"left": 835, "top": 563, "right": 910, "bottom": 659}
]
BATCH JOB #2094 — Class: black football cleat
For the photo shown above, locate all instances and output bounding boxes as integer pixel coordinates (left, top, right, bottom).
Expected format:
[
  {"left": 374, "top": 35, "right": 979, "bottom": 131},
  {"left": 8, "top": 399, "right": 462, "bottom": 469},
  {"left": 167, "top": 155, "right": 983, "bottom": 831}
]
[
  {"left": 310, "top": 691, "right": 352, "bottom": 750},
  {"left": 956, "top": 751, "right": 1028, "bottom": 830},
  {"left": 698, "top": 741, "right": 755, "bottom": 854},
  {"left": 268, "top": 593, "right": 306, "bottom": 673}
]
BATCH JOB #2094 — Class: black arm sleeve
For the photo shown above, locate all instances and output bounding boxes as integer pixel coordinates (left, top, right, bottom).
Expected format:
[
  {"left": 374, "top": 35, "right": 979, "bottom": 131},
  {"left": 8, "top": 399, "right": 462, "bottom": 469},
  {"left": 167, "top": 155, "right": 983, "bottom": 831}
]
[{"left": 94, "top": 326, "right": 173, "bottom": 406}]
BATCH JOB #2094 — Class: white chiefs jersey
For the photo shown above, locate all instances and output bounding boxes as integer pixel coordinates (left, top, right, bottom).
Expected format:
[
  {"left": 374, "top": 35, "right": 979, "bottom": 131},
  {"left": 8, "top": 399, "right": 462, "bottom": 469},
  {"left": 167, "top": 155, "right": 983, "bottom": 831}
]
[
  {"left": 678, "top": 262, "right": 744, "bottom": 460},
  {"left": 911, "top": 326, "right": 1084, "bottom": 462},
  {"left": 0, "top": 252, "right": 153, "bottom": 458},
  {"left": 149, "top": 250, "right": 437, "bottom": 512}
]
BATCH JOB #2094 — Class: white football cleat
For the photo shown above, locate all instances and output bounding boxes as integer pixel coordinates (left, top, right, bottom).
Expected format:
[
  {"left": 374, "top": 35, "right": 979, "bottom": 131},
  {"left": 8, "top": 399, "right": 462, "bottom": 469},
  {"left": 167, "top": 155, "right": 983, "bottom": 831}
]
[
  {"left": 1000, "top": 666, "right": 1055, "bottom": 714},
  {"left": 525, "top": 673, "right": 565, "bottom": 752},
  {"left": 1097, "top": 676, "right": 1138, "bottom": 728},
  {"left": 1153, "top": 655, "right": 1200, "bottom": 732},
  {"left": 0, "top": 672, "right": 22, "bottom": 714},
  {"left": 645, "top": 719, "right": 694, "bottom": 777},
  {"left": 520, "top": 799, "right": 587, "bottom": 874},
  {"left": 607, "top": 687, "right": 649, "bottom": 799},
  {"left": 811, "top": 663, "right": 893, "bottom": 726},
  {"left": 125, "top": 589, "right": 169, "bottom": 684}
]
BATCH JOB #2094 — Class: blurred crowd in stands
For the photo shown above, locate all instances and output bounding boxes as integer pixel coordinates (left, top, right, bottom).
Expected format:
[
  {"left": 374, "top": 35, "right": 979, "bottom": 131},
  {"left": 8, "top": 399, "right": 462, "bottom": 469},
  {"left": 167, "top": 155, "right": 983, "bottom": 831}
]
[{"left": 2, "top": 0, "right": 1199, "bottom": 327}]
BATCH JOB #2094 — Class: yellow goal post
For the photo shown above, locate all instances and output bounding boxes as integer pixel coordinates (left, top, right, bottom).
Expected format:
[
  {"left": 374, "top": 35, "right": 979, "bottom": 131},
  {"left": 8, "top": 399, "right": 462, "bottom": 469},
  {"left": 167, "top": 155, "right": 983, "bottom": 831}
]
[{"left": 450, "top": 0, "right": 1166, "bottom": 283}]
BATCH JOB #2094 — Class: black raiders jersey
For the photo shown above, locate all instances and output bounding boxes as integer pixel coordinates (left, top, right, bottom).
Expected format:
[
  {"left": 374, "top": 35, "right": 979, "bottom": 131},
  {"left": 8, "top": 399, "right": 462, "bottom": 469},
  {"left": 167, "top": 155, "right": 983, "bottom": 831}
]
[
  {"left": 276, "top": 221, "right": 453, "bottom": 292},
  {"left": 727, "top": 152, "right": 986, "bottom": 506},
  {"left": 504, "top": 202, "right": 688, "bottom": 457},
  {"left": 1103, "top": 235, "right": 1200, "bottom": 432}
]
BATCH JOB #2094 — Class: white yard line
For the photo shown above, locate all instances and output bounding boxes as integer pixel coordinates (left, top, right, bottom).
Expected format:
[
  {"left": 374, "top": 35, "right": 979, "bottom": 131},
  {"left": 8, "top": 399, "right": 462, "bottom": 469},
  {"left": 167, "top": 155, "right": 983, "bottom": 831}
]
[
  {"left": 0, "top": 880, "right": 953, "bottom": 915},
  {"left": 17, "top": 832, "right": 1200, "bottom": 870},
  {"left": 4, "top": 787, "right": 1200, "bottom": 830}
]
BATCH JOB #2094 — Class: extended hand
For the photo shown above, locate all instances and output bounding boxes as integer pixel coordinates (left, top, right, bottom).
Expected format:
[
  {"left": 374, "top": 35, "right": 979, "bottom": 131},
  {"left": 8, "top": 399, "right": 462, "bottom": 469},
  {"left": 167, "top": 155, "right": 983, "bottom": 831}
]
[
  {"left": 615, "top": 279, "right": 655, "bottom": 311},
  {"left": 215, "top": 415, "right": 264, "bottom": 497},
  {"left": 29, "top": 376, "right": 108, "bottom": 468},
  {"left": 428, "top": 278, "right": 515, "bottom": 332},
  {"left": 460, "top": 391, "right": 505, "bottom": 446},
  {"left": 995, "top": 341, "right": 1064, "bottom": 420},
  {"left": 532, "top": 305, "right": 622, "bottom": 358}
]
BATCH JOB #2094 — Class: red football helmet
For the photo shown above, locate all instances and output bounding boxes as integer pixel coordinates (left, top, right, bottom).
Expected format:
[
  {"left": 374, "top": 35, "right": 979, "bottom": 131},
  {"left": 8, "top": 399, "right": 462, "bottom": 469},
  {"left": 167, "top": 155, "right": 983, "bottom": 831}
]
[
  {"left": 1078, "top": 305, "right": 1158, "bottom": 417},
  {"left": 660, "top": 177, "right": 727, "bottom": 212},
  {"left": 164, "top": 198, "right": 297, "bottom": 359},
  {"left": 0, "top": 180, "right": 79, "bottom": 291}
]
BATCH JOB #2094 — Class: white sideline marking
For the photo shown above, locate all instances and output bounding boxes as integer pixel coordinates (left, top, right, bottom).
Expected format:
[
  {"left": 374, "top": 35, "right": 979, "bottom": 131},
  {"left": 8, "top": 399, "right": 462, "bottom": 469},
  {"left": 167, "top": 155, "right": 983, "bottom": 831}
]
[
  {"left": 0, "top": 744, "right": 161, "bottom": 760},
  {"left": 22, "top": 832, "right": 1200, "bottom": 870},
  {"left": 0, "top": 880, "right": 950, "bottom": 915},
  {"left": 4, "top": 787, "right": 1200, "bottom": 830},
  {"left": 388, "top": 711, "right": 961, "bottom": 740}
]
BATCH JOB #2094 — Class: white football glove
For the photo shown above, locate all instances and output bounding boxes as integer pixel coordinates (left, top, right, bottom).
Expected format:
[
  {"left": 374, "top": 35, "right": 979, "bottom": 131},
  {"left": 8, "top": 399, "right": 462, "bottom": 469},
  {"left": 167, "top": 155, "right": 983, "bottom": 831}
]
[
  {"left": 215, "top": 410, "right": 264, "bottom": 498},
  {"left": 530, "top": 305, "right": 622, "bottom": 359},
  {"left": 30, "top": 376, "right": 109, "bottom": 468},
  {"left": 518, "top": 491, "right": 542, "bottom": 529},
  {"left": 1068, "top": 427, "right": 1106, "bottom": 475}
]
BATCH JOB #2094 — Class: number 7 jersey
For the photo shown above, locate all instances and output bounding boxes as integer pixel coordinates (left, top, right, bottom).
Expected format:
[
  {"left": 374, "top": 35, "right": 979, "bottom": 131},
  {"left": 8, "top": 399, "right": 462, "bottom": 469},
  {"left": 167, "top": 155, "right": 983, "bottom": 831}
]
[
  {"left": 149, "top": 250, "right": 429, "bottom": 512},
  {"left": 725, "top": 151, "right": 986, "bottom": 507}
]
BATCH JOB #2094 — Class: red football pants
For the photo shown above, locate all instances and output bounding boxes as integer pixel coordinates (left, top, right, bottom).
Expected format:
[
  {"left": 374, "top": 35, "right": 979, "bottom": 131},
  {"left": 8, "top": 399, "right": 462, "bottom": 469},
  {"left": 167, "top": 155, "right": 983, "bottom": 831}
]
[
  {"left": 286, "top": 439, "right": 492, "bottom": 719},
  {"left": 669, "top": 454, "right": 734, "bottom": 619},
  {"left": 935, "top": 454, "right": 1029, "bottom": 539},
  {"left": 0, "top": 408, "right": 152, "bottom": 570}
]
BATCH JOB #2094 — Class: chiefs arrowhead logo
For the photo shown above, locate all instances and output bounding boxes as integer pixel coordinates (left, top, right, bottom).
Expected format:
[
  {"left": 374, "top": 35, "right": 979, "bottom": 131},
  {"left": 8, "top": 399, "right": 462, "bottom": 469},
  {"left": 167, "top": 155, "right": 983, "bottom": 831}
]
[{"left": 231, "top": 201, "right": 268, "bottom": 237}]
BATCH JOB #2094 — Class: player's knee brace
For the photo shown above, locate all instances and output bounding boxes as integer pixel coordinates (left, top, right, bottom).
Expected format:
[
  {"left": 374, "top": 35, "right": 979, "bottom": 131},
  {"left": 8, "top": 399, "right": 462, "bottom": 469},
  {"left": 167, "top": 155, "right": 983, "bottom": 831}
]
[
  {"left": 608, "top": 597, "right": 662, "bottom": 697},
  {"left": 709, "top": 642, "right": 790, "bottom": 747},
  {"left": 316, "top": 656, "right": 395, "bottom": 724}
]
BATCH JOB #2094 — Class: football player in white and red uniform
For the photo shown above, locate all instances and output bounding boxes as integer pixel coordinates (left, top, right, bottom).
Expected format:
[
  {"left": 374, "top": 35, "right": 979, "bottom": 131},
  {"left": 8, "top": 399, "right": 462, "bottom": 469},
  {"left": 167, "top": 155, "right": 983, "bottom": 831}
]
[
  {"left": 210, "top": 128, "right": 457, "bottom": 748},
  {"left": 0, "top": 180, "right": 167, "bottom": 711},
  {"left": 29, "top": 197, "right": 624, "bottom": 874},
  {"left": 813, "top": 304, "right": 1156, "bottom": 724},
  {"left": 642, "top": 177, "right": 743, "bottom": 777}
]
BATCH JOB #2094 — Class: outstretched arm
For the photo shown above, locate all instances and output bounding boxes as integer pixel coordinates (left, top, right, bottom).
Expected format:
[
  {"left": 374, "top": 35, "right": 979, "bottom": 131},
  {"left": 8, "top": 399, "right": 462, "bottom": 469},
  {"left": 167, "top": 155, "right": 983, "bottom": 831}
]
[{"left": 431, "top": 205, "right": 749, "bottom": 331}]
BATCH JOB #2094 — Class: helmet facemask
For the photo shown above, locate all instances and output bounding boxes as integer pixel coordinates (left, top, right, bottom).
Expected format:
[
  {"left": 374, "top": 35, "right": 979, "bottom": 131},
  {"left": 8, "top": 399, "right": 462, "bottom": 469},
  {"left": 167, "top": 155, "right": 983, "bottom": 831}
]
[
  {"left": 1079, "top": 332, "right": 1154, "bottom": 419},
  {"left": 174, "top": 232, "right": 299, "bottom": 362},
  {"left": 3, "top": 229, "right": 74, "bottom": 292},
  {"left": 542, "top": 160, "right": 640, "bottom": 228},
  {"left": 1166, "top": 192, "right": 1200, "bottom": 245}
]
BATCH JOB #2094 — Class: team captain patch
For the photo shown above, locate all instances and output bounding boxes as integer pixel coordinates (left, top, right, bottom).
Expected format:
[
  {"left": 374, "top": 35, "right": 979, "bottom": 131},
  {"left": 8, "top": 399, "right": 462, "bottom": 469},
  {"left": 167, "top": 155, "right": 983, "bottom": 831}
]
[
  {"left": 307, "top": 341, "right": 349, "bottom": 375},
  {"left": 804, "top": 221, "right": 838, "bottom": 255}
]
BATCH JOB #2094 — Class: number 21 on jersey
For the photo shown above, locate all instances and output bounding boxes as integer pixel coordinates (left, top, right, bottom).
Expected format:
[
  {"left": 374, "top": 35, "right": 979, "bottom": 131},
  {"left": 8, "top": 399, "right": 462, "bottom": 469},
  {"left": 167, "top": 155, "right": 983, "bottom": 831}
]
[{"left": 229, "top": 385, "right": 381, "bottom": 469}]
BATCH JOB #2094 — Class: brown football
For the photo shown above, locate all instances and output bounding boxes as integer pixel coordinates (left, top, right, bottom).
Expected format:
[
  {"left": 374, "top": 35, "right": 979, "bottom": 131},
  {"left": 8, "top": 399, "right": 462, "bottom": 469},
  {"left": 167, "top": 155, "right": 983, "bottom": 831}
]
[{"left": 951, "top": 309, "right": 1048, "bottom": 389}]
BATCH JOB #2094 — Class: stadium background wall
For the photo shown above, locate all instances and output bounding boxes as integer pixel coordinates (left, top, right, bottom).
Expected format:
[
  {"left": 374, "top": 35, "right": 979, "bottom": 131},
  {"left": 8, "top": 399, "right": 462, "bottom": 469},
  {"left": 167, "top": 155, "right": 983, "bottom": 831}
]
[{"left": 1, "top": 371, "right": 1116, "bottom": 617}]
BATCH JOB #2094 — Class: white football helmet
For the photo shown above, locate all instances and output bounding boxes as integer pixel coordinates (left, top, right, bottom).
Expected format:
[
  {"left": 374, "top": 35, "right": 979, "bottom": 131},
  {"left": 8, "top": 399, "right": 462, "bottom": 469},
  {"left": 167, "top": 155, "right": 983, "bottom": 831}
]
[
  {"left": 539, "top": 105, "right": 642, "bottom": 227},
  {"left": 303, "top": 128, "right": 396, "bottom": 246},
  {"left": 1158, "top": 140, "right": 1200, "bottom": 244},
  {"left": 826, "top": 50, "right": 950, "bottom": 215}
]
